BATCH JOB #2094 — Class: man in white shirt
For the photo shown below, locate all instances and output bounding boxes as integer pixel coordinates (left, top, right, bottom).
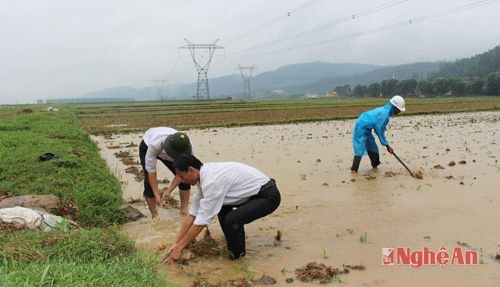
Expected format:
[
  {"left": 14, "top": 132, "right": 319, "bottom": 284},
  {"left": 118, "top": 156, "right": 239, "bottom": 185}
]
[
  {"left": 139, "top": 127, "right": 192, "bottom": 219},
  {"left": 165, "top": 154, "right": 281, "bottom": 262}
]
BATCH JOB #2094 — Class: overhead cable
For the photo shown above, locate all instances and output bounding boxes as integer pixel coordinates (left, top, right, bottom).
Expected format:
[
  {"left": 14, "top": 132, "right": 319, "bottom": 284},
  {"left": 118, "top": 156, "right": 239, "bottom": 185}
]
[
  {"left": 229, "top": 0, "right": 500, "bottom": 58},
  {"left": 230, "top": 0, "right": 410, "bottom": 53},
  {"left": 225, "top": 0, "right": 323, "bottom": 46}
]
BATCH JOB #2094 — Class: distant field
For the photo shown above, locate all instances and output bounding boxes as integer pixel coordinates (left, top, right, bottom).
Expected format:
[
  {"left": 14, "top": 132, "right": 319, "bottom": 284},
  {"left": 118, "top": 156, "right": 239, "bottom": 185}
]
[{"left": 73, "top": 97, "right": 500, "bottom": 134}]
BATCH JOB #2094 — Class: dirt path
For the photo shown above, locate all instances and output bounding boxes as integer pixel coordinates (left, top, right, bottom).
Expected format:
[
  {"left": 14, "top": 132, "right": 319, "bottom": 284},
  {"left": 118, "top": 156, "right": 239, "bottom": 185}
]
[{"left": 93, "top": 111, "right": 500, "bottom": 286}]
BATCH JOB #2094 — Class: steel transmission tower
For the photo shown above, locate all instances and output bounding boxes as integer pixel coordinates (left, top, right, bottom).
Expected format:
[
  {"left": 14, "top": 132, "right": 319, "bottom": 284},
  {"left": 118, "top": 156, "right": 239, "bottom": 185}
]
[
  {"left": 152, "top": 78, "right": 167, "bottom": 101},
  {"left": 180, "top": 39, "right": 223, "bottom": 99},
  {"left": 236, "top": 65, "right": 257, "bottom": 99}
]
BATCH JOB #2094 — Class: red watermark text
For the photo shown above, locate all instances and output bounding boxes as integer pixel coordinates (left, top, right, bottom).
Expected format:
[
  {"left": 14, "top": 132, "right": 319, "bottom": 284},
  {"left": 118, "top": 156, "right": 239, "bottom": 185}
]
[{"left": 382, "top": 247, "right": 478, "bottom": 268}]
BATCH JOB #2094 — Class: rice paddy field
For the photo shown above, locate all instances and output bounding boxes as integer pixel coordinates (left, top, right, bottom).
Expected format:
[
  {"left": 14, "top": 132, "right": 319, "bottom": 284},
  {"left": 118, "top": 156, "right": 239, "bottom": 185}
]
[
  {"left": 1, "top": 96, "right": 499, "bottom": 286},
  {"left": 74, "top": 97, "right": 500, "bottom": 134}
]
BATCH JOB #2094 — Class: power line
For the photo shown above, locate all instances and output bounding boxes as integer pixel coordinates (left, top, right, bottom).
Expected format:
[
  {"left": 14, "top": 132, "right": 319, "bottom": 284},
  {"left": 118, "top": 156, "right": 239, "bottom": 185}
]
[
  {"left": 410, "top": 0, "right": 498, "bottom": 23},
  {"left": 225, "top": 0, "right": 323, "bottom": 46},
  {"left": 165, "top": 53, "right": 181, "bottom": 77},
  {"left": 229, "top": 0, "right": 410, "bottom": 54},
  {"left": 229, "top": 0, "right": 500, "bottom": 58}
]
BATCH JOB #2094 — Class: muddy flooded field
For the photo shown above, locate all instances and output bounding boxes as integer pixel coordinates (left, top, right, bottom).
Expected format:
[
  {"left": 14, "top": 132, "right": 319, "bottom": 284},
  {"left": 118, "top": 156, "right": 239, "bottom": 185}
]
[{"left": 92, "top": 111, "right": 500, "bottom": 286}]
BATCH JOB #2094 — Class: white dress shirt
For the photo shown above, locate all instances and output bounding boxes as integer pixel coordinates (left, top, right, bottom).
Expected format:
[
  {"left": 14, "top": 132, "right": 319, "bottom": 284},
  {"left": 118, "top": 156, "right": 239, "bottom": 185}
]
[
  {"left": 142, "top": 127, "right": 178, "bottom": 173},
  {"left": 189, "top": 162, "right": 270, "bottom": 225}
]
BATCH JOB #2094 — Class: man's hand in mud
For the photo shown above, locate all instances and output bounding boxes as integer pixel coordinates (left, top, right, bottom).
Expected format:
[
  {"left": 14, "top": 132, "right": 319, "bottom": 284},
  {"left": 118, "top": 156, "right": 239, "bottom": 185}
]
[
  {"left": 163, "top": 245, "right": 181, "bottom": 264},
  {"left": 160, "top": 190, "right": 171, "bottom": 208}
]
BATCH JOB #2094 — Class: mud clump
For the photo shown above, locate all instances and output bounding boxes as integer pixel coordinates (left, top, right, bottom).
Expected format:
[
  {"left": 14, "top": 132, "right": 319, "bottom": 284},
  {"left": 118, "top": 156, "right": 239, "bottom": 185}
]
[
  {"left": 114, "top": 151, "right": 136, "bottom": 166},
  {"left": 0, "top": 189, "right": 9, "bottom": 201},
  {"left": 165, "top": 196, "right": 179, "bottom": 209},
  {"left": 121, "top": 204, "right": 145, "bottom": 222},
  {"left": 295, "top": 262, "right": 349, "bottom": 284},
  {"left": 188, "top": 229, "right": 224, "bottom": 258},
  {"left": 192, "top": 278, "right": 250, "bottom": 287},
  {"left": 135, "top": 169, "right": 145, "bottom": 181},
  {"left": 343, "top": 264, "right": 366, "bottom": 271},
  {"left": 254, "top": 274, "right": 277, "bottom": 285},
  {"left": 414, "top": 168, "right": 424, "bottom": 179},
  {"left": 107, "top": 145, "right": 121, "bottom": 149},
  {"left": 433, "top": 164, "right": 445, "bottom": 170},
  {"left": 125, "top": 165, "right": 139, "bottom": 174},
  {"left": 0, "top": 221, "right": 24, "bottom": 231},
  {"left": 384, "top": 171, "right": 397, "bottom": 177},
  {"left": 17, "top": 108, "right": 33, "bottom": 114},
  {"left": 273, "top": 230, "right": 282, "bottom": 246},
  {"left": 274, "top": 230, "right": 282, "bottom": 241},
  {"left": 124, "top": 142, "right": 138, "bottom": 148},
  {"left": 0, "top": 194, "right": 76, "bottom": 218}
]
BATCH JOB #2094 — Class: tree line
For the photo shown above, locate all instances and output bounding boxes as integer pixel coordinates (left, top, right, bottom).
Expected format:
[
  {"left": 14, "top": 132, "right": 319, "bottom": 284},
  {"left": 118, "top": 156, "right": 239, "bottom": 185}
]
[
  {"left": 334, "top": 71, "right": 500, "bottom": 98},
  {"left": 334, "top": 45, "right": 500, "bottom": 98}
]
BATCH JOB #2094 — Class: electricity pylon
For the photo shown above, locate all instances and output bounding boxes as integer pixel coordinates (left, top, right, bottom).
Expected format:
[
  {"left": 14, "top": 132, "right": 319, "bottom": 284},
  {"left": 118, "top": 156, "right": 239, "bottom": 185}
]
[
  {"left": 152, "top": 78, "right": 167, "bottom": 101},
  {"left": 180, "top": 39, "right": 224, "bottom": 99},
  {"left": 235, "top": 65, "right": 257, "bottom": 99}
]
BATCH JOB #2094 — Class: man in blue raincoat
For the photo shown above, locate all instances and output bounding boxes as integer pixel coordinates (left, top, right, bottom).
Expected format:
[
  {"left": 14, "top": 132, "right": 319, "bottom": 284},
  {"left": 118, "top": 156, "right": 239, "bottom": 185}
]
[{"left": 351, "top": 95, "right": 406, "bottom": 173}]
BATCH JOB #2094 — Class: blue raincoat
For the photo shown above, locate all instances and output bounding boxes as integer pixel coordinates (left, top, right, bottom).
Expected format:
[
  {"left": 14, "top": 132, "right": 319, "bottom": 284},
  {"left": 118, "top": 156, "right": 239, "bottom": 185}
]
[{"left": 353, "top": 102, "right": 395, "bottom": 156}]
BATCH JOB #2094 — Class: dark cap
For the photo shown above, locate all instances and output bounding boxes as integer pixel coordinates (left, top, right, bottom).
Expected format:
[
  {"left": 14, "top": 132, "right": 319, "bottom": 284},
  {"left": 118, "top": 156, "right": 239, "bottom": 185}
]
[{"left": 164, "top": 132, "right": 192, "bottom": 159}]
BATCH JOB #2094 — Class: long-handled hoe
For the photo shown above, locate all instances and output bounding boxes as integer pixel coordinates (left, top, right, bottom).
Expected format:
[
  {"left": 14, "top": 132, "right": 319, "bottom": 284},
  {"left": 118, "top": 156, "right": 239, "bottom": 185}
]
[{"left": 392, "top": 152, "right": 422, "bottom": 179}]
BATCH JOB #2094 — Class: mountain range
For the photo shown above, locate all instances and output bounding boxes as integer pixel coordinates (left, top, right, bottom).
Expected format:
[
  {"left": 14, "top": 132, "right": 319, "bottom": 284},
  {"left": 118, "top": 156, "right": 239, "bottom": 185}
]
[{"left": 75, "top": 45, "right": 499, "bottom": 101}]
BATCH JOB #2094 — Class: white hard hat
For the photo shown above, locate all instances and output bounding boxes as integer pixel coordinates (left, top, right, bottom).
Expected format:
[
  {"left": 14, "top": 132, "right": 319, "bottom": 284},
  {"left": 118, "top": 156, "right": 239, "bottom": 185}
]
[{"left": 390, "top": 95, "right": 406, "bottom": 112}]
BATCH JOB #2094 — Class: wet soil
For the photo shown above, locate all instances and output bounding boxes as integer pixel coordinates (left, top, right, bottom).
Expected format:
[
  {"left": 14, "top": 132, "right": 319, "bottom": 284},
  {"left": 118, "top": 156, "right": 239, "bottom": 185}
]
[
  {"left": 191, "top": 277, "right": 250, "bottom": 287},
  {"left": 295, "top": 262, "right": 349, "bottom": 283},
  {"left": 414, "top": 168, "right": 424, "bottom": 179},
  {"left": 188, "top": 229, "right": 225, "bottom": 258},
  {"left": 92, "top": 111, "right": 500, "bottom": 286}
]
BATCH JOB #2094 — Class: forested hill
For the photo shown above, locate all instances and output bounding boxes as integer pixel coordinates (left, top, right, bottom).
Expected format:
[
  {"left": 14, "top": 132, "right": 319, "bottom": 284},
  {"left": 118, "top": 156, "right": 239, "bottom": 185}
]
[
  {"left": 293, "top": 62, "right": 441, "bottom": 95},
  {"left": 431, "top": 45, "right": 500, "bottom": 78}
]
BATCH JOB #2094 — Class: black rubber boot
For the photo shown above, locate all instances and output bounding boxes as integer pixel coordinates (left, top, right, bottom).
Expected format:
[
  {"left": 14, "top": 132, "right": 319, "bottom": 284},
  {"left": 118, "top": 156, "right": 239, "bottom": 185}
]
[
  {"left": 368, "top": 151, "right": 381, "bottom": 168},
  {"left": 351, "top": 156, "right": 362, "bottom": 172}
]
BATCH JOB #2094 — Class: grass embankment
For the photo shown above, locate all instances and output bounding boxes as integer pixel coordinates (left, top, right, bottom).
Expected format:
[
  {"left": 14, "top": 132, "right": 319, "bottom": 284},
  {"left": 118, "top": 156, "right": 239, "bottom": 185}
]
[
  {"left": 0, "top": 106, "right": 172, "bottom": 286},
  {"left": 74, "top": 97, "right": 500, "bottom": 135}
]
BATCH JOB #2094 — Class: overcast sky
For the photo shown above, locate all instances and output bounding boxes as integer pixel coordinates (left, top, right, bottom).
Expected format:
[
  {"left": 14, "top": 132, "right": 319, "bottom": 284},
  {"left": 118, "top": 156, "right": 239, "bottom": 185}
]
[{"left": 1, "top": 0, "right": 499, "bottom": 104}]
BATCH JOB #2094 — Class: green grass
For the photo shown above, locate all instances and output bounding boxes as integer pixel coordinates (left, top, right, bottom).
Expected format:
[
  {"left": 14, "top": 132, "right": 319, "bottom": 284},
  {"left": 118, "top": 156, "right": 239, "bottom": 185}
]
[
  {"left": 234, "top": 262, "right": 254, "bottom": 285},
  {"left": 0, "top": 106, "right": 124, "bottom": 227},
  {"left": 360, "top": 232, "right": 368, "bottom": 244},
  {"left": 0, "top": 228, "right": 173, "bottom": 287},
  {"left": 1, "top": 257, "right": 165, "bottom": 287},
  {"left": 321, "top": 248, "right": 329, "bottom": 259},
  {"left": 0, "top": 106, "right": 173, "bottom": 286},
  {"left": 0, "top": 227, "right": 133, "bottom": 262}
]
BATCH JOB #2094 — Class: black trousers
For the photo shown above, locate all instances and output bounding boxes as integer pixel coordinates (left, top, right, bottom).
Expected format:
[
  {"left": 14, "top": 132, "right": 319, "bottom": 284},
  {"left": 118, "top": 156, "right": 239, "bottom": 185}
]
[
  {"left": 217, "top": 179, "right": 281, "bottom": 260},
  {"left": 139, "top": 140, "right": 190, "bottom": 198}
]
